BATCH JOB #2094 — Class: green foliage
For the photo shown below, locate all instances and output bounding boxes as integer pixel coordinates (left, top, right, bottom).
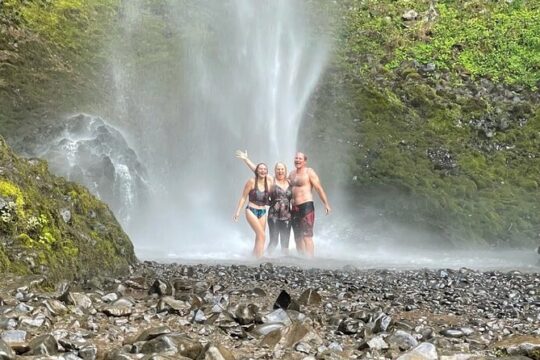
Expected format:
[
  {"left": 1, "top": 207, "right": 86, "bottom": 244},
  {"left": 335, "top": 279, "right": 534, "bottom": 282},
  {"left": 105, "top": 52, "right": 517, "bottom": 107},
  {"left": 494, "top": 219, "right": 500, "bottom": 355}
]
[
  {"left": 0, "top": 137, "right": 136, "bottom": 280},
  {"left": 393, "top": 2, "right": 540, "bottom": 88},
  {"left": 4, "top": 0, "right": 119, "bottom": 56},
  {"left": 0, "top": 0, "right": 121, "bottom": 137},
  {"left": 0, "top": 180, "right": 26, "bottom": 219},
  {"left": 336, "top": 0, "right": 540, "bottom": 89}
]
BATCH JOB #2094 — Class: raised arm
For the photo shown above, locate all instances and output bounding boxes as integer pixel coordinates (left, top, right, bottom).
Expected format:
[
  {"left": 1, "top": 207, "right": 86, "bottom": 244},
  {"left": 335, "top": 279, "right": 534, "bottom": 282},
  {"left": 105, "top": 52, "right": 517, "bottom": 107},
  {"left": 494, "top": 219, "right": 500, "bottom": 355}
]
[
  {"left": 233, "top": 179, "right": 253, "bottom": 221},
  {"left": 309, "top": 168, "right": 332, "bottom": 215},
  {"left": 235, "top": 150, "right": 256, "bottom": 172}
]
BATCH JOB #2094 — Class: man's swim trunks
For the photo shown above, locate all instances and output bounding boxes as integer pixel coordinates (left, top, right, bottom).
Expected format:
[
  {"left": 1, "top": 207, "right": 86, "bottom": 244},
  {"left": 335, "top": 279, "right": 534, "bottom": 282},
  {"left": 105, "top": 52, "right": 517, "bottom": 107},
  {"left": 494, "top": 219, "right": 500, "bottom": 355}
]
[{"left": 291, "top": 201, "right": 315, "bottom": 237}]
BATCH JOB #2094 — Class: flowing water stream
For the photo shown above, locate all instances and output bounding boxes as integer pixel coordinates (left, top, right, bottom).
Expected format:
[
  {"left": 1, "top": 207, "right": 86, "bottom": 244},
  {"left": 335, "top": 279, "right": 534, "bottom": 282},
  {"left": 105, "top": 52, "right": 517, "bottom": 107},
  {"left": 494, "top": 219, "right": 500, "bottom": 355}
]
[{"left": 108, "top": 0, "right": 329, "bottom": 257}]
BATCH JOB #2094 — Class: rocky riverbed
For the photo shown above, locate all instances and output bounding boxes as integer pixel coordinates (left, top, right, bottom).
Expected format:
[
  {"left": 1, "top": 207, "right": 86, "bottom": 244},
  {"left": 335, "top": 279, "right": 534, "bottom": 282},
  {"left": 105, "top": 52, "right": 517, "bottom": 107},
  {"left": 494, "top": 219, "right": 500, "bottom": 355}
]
[{"left": 0, "top": 262, "right": 539, "bottom": 360}]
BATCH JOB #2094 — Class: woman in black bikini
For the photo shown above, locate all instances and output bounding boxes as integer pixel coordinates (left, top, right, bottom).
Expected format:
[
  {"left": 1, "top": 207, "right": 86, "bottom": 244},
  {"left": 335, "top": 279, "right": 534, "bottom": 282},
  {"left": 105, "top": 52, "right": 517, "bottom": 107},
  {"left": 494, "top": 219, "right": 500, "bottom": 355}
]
[
  {"left": 233, "top": 162, "right": 272, "bottom": 258},
  {"left": 236, "top": 151, "right": 292, "bottom": 255}
]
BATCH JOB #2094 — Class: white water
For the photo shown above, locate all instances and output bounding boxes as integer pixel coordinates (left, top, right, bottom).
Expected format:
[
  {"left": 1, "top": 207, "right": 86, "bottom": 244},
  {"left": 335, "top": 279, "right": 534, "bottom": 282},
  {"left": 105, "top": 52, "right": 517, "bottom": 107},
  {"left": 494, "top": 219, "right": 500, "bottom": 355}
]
[{"left": 109, "top": 0, "right": 329, "bottom": 256}]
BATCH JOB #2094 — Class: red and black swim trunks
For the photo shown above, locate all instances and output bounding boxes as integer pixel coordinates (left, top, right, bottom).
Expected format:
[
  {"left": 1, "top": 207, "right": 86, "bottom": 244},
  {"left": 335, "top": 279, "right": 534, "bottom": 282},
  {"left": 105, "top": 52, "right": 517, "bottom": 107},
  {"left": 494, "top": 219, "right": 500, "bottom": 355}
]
[{"left": 291, "top": 201, "right": 315, "bottom": 237}]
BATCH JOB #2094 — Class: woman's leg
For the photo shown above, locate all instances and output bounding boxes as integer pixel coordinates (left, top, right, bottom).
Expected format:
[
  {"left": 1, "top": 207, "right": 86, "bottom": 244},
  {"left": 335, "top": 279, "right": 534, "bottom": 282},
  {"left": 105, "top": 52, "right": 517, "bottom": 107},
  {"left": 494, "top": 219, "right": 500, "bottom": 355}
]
[
  {"left": 245, "top": 209, "right": 266, "bottom": 258},
  {"left": 279, "top": 220, "right": 292, "bottom": 255},
  {"left": 267, "top": 217, "right": 279, "bottom": 254}
]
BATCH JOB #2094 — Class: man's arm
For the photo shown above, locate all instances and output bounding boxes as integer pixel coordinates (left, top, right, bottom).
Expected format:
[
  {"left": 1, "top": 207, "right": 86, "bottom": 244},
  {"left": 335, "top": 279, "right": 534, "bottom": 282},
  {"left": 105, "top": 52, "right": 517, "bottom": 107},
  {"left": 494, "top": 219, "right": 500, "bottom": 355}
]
[
  {"left": 235, "top": 150, "right": 256, "bottom": 172},
  {"left": 309, "top": 168, "right": 332, "bottom": 215}
]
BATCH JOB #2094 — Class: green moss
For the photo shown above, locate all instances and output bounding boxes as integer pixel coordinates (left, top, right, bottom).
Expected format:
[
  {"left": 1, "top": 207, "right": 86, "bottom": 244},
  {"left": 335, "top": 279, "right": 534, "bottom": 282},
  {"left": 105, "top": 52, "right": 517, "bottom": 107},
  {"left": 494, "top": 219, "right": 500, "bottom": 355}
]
[
  {"left": 0, "top": 180, "right": 26, "bottom": 218},
  {"left": 0, "top": 137, "right": 136, "bottom": 281}
]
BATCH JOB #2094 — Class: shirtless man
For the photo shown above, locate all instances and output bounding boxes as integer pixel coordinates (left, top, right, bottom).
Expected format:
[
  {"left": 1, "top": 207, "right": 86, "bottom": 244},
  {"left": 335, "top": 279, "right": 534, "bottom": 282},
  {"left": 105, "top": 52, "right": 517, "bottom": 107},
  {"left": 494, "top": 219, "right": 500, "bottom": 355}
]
[{"left": 288, "top": 152, "right": 331, "bottom": 257}]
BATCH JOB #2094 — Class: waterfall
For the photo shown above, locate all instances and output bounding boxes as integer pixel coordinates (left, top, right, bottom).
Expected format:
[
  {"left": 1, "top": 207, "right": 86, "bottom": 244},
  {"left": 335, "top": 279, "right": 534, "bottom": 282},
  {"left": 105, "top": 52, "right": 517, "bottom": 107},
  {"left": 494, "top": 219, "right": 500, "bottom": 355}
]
[{"left": 109, "top": 0, "right": 329, "bottom": 257}]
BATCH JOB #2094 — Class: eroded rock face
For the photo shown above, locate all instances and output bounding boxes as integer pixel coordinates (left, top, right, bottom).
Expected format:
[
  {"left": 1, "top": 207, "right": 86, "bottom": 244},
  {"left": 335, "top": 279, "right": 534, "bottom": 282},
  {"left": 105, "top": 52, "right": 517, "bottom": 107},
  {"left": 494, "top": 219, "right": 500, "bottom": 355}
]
[
  {"left": 0, "top": 262, "right": 537, "bottom": 359},
  {"left": 0, "top": 136, "right": 137, "bottom": 281},
  {"left": 14, "top": 113, "right": 148, "bottom": 228}
]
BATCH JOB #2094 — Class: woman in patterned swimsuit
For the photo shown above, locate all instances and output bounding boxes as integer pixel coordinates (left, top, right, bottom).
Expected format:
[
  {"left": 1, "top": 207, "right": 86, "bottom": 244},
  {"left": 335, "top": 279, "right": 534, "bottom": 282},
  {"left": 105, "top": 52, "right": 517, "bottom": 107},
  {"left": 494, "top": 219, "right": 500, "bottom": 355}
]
[
  {"left": 236, "top": 151, "right": 293, "bottom": 255},
  {"left": 233, "top": 162, "right": 272, "bottom": 258},
  {"left": 267, "top": 163, "right": 293, "bottom": 254}
]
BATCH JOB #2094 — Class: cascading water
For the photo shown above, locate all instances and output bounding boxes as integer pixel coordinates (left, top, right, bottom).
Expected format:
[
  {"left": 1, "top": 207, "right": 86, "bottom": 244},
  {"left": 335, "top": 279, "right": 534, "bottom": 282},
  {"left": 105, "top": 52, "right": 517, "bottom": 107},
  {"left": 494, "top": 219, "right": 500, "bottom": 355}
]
[
  {"left": 109, "top": 0, "right": 329, "bottom": 257},
  {"left": 16, "top": 1, "right": 538, "bottom": 269}
]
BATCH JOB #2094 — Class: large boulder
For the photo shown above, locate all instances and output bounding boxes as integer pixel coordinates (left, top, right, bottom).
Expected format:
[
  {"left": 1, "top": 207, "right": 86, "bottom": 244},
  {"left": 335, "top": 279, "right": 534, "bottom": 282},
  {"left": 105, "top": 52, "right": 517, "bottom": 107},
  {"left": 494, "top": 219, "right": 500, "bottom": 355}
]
[{"left": 0, "top": 136, "right": 137, "bottom": 282}]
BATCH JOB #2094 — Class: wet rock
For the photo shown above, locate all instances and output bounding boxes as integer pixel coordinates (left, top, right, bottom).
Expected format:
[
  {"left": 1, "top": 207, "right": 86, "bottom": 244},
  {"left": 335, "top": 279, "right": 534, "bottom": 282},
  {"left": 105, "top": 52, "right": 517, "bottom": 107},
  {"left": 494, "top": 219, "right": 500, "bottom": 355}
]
[
  {"left": 197, "top": 343, "right": 235, "bottom": 360},
  {"left": 372, "top": 313, "right": 392, "bottom": 333},
  {"left": 397, "top": 342, "right": 438, "bottom": 360},
  {"left": 101, "top": 293, "right": 119, "bottom": 303},
  {"left": 43, "top": 299, "right": 68, "bottom": 316},
  {"left": 79, "top": 344, "right": 98, "bottom": 360},
  {"left": 0, "top": 317, "right": 17, "bottom": 330},
  {"left": 441, "top": 328, "right": 465, "bottom": 338},
  {"left": 157, "top": 296, "right": 190, "bottom": 315},
  {"left": 191, "top": 309, "right": 207, "bottom": 324},
  {"left": 283, "top": 322, "right": 309, "bottom": 347},
  {"left": 234, "top": 304, "right": 258, "bottom": 325},
  {"left": 26, "top": 334, "right": 59, "bottom": 356},
  {"left": 140, "top": 335, "right": 178, "bottom": 354},
  {"left": 251, "top": 323, "right": 286, "bottom": 337},
  {"left": 59, "top": 292, "right": 93, "bottom": 310},
  {"left": 262, "top": 308, "right": 291, "bottom": 326},
  {"left": 102, "top": 304, "right": 132, "bottom": 317},
  {"left": 274, "top": 290, "right": 300, "bottom": 311},
  {"left": 337, "top": 318, "right": 362, "bottom": 335},
  {"left": 367, "top": 335, "right": 389, "bottom": 350},
  {"left": 298, "top": 289, "right": 321, "bottom": 306},
  {"left": 148, "top": 279, "right": 173, "bottom": 297},
  {"left": 387, "top": 330, "right": 418, "bottom": 351},
  {"left": 494, "top": 336, "right": 540, "bottom": 360},
  {"left": 133, "top": 326, "right": 172, "bottom": 343},
  {"left": 1, "top": 261, "right": 538, "bottom": 360},
  {"left": 0, "top": 338, "right": 15, "bottom": 360},
  {"left": 260, "top": 329, "right": 282, "bottom": 348}
]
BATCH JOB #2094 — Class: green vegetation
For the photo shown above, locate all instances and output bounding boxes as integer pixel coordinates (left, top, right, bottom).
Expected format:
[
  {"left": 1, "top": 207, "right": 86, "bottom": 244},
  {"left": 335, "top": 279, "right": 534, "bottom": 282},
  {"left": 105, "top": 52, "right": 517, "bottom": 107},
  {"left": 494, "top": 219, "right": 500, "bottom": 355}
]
[
  {"left": 304, "top": 0, "right": 540, "bottom": 247},
  {"left": 0, "top": 0, "right": 119, "bottom": 136},
  {"left": 0, "top": 137, "right": 136, "bottom": 281},
  {"left": 334, "top": 0, "right": 540, "bottom": 88}
]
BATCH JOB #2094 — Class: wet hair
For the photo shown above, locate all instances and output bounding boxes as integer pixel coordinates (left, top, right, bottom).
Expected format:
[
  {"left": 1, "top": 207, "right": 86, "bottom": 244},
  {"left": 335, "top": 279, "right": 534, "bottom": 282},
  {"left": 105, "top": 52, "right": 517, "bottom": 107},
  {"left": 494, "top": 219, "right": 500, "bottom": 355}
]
[
  {"left": 254, "top": 163, "right": 268, "bottom": 193},
  {"left": 296, "top": 152, "right": 307, "bottom": 161}
]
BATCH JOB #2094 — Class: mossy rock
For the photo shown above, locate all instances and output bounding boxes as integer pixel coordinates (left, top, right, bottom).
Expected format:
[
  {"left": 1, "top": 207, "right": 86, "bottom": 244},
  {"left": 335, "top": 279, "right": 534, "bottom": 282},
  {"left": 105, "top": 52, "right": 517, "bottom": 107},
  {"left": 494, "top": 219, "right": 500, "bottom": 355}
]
[{"left": 0, "top": 136, "right": 137, "bottom": 281}]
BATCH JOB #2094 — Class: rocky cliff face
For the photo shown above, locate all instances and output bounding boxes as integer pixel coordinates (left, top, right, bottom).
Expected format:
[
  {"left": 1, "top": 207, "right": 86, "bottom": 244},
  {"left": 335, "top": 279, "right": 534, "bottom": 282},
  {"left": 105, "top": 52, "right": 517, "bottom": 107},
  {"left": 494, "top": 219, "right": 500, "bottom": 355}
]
[
  {"left": 0, "top": 137, "right": 137, "bottom": 282},
  {"left": 301, "top": 0, "right": 540, "bottom": 247}
]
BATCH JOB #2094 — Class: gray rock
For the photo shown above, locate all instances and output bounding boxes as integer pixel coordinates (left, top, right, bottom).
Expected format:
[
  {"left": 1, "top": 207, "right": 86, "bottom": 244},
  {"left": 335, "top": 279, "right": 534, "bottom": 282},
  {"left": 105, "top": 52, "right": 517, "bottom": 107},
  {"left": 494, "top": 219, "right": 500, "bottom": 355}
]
[
  {"left": 262, "top": 308, "right": 291, "bottom": 326},
  {"left": 367, "top": 335, "right": 389, "bottom": 351},
  {"left": 1, "top": 329, "right": 27, "bottom": 344},
  {"left": 196, "top": 343, "right": 235, "bottom": 360},
  {"left": 298, "top": 289, "right": 322, "bottom": 306},
  {"left": 402, "top": 10, "right": 418, "bottom": 20},
  {"left": 397, "top": 342, "right": 438, "bottom": 360},
  {"left": 0, "top": 317, "right": 17, "bottom": 330},
  {"left": 0, "top": 338, "right": 15, "bottom": 360},
  {"left": 26, "top": 334, "right": 59, "bottom": 356},
  {"left": 251, "top": 323, "right": 286, "bottom": 337},
  {"left": 387, "top": 330, "right": 418, "bottom": 351},
  {"left": 133, "top": 326, "right": 172, "bottom": 343},
  {"left": 157, "top": 296, "right": 190, "bottom": 314},
  {"left": 78, "top": 344, "right": 98, "bottom": 360},
  {"left": 60, "top": 208, "right": 71, "bottom": 223},
  {"left": 234, "top": 304, "right": 258, "bottom": 325}
]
